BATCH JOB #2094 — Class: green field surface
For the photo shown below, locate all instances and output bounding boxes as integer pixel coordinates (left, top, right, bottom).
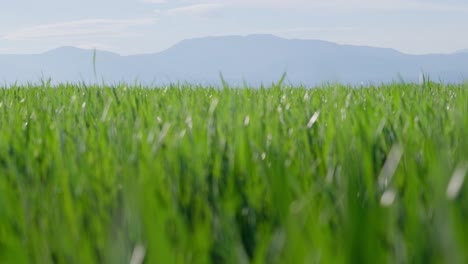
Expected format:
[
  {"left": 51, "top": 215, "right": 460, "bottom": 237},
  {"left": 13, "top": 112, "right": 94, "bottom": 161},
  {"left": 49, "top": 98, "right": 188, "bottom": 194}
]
[{"left": 0, "top": 82, "right": 467, "bottom": 263}]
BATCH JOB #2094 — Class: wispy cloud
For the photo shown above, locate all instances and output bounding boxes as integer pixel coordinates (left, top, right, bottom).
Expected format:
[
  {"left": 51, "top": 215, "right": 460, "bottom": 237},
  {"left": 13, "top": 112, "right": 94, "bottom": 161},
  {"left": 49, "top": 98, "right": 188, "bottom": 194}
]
[
  {"left": 2, "top": 18, "right": 158, "bottom": 41},
  {"left": 73, "top": 43, "right": 118, "bottom": 51},
  {"left": 141, "top": 0, "right": 168, "bottom": 3},
  {"left": 166, "top": 3, "right": 224, "bottom": 17},
  {"left": 172, "top": 0, "right": 468, "bottom": 11},
  {"left": 267, "top": 26, "right": 354, "bottom": 34}
]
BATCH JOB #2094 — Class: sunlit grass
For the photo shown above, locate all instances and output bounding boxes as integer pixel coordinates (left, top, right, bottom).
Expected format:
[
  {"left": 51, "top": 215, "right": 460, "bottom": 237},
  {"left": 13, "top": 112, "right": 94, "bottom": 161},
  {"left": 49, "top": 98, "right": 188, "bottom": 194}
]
[{"left": 0, "top": 82, "right": 467, "bottom": 263}]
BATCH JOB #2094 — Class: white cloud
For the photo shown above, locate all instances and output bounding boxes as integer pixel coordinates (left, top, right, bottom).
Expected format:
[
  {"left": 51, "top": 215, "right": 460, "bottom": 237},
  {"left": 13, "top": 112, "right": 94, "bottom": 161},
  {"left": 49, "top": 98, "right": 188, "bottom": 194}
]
[
  {"left": 2, "top": 18, "right": 158, "bottom": 41},
  {"left": 73, "top": 43, "right": 117, "bottom": 51},
  {"left": 166, "top": 3, "right": 224, "bottom": 16},
  {"left": 173, "top": 0, "right": 468, "bottom": 11},
  {"left": 268, "top": 26, "right": 354, "bottom": 34},
  {"left": 141, "top": 0, "right": 168, "bottom": 3}
]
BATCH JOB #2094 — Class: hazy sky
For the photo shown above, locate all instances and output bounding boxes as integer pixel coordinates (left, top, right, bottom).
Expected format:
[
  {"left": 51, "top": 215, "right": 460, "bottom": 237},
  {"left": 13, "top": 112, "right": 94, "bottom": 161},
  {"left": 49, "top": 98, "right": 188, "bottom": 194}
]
[{"left": 1, "top": 0, "right": 467, "bottom": 55}]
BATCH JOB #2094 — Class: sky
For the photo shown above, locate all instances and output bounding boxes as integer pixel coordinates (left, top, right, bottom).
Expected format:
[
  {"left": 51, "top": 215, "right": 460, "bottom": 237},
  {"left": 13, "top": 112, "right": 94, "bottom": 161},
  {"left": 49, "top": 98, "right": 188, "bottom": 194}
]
[{"left": 0, "top": 0, "right": 467, "bottom": 55}]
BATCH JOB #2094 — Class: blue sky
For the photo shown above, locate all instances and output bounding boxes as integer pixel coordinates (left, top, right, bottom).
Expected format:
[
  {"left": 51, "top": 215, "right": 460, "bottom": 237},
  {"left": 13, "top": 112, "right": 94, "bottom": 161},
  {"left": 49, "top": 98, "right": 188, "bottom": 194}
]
[{"left": 0, "top": 0, "right": 467, "bottom": 55}]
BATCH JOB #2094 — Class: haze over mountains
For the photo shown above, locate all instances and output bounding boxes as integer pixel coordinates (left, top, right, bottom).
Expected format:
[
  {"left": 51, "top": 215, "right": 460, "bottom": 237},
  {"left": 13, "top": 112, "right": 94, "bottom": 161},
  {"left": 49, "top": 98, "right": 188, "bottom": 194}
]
[{"left": 1, "top": 34, "right": 467, "bottom": 86}]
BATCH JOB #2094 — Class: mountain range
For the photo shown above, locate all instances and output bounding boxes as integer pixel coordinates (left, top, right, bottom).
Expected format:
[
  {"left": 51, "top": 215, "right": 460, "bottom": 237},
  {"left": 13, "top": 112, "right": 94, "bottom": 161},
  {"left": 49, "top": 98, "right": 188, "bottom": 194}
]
[{"left": 1, "top": 34, "right": 467, "bottom": 86}]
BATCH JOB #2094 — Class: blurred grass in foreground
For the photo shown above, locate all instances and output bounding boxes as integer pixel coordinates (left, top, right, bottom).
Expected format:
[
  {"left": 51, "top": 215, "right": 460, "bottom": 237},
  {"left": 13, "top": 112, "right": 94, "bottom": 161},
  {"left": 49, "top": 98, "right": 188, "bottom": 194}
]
[{"left": 0, "top": 82, "right": 467, "bottom": 263}]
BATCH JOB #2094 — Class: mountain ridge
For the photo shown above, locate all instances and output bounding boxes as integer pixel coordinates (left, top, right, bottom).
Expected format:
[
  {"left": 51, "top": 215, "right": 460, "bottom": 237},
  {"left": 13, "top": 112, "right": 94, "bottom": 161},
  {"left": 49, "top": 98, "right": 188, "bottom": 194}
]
[{"left": 0, "top": 34, "right": 467, "bottom": 85}]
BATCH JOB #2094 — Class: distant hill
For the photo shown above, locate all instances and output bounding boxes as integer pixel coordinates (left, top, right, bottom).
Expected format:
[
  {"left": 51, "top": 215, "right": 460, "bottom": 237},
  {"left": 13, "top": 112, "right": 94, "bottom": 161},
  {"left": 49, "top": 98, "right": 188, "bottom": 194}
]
[{"left": 1, "top": 34, "right": 467, "bottom": 86}]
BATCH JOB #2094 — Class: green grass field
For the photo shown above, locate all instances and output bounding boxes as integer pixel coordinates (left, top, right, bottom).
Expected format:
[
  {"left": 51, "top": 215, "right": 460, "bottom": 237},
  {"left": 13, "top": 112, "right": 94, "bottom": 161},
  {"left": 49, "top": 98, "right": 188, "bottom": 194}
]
[{"left": 0, "top": 82, "right": 467, "bottom": 263}]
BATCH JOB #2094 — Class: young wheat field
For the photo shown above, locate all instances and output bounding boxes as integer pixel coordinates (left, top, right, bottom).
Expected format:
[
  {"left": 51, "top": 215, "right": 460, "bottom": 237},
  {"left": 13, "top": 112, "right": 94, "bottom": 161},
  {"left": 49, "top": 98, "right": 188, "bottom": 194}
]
[{"left": 0, "top": 82, "right": 467, "bottom": 263}]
